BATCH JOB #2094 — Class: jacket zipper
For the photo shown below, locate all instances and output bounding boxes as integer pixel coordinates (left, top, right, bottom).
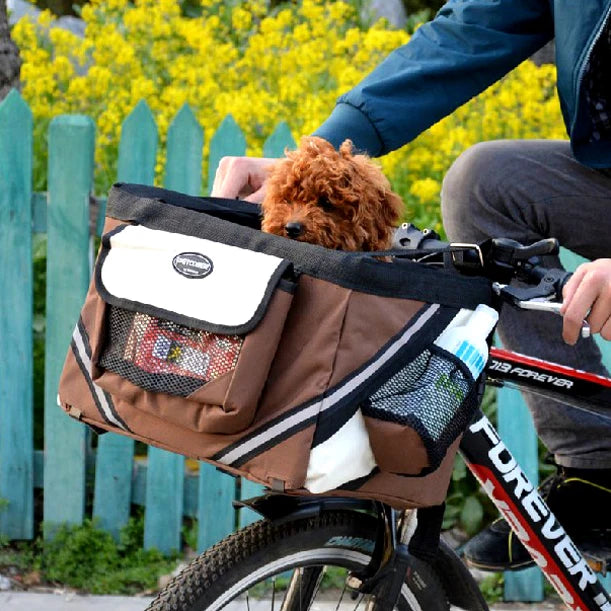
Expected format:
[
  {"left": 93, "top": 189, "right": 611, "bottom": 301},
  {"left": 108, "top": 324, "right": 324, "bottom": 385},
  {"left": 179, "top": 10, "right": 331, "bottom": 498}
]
[{"left": 573, "top": 2, "right": 611, "bottom": 132}]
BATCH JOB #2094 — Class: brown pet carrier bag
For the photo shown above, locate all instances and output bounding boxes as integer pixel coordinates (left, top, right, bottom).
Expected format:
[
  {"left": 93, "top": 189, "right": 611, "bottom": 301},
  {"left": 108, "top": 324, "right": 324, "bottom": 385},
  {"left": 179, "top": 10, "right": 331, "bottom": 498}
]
[{"left": 58, "top": 183, "right": 496, "bottom": 509}]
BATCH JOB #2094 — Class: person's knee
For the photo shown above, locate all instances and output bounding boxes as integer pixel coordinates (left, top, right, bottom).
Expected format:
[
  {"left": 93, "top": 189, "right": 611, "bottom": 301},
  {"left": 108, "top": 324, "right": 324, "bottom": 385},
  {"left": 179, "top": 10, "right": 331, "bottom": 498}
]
[{"left": 441, "top": 141, "right": 511, "bottom": 241}]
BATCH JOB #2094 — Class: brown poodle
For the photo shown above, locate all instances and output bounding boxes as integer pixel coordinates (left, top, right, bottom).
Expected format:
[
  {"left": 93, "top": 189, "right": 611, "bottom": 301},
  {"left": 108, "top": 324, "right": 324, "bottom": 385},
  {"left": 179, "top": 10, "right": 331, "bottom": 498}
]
[{"left": 261, "top": 136, "right": 404, "bottom": 251}]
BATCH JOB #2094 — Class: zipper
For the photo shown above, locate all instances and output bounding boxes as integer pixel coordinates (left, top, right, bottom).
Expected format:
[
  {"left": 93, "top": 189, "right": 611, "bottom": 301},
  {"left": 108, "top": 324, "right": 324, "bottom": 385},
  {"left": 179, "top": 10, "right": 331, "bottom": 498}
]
[{"left": 572, "top": 2, "right": 611, "bottom": 133}]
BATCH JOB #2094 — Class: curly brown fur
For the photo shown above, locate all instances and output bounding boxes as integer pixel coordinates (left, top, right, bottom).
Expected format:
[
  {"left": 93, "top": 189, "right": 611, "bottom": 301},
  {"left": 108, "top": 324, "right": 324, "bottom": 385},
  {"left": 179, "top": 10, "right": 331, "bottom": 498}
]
[{"left": 261, "top": 136, "right": 404, "bottom": 251}]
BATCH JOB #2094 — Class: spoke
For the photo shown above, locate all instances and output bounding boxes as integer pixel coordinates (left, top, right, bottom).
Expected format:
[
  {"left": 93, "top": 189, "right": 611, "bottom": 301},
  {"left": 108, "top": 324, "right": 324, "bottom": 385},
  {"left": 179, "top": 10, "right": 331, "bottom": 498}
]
[
  {"left": 352, "top": 593, "right": 365, "bottom": 611},
  {"left": 299, "top": 568, "right": 302, "bottom": 611},
  {"left": 335, "top": 579, "right": 349, "bottom": 611},
  {"left": 311, "top": 566, "right": 325, "bottom": 605},
  {"left": 246, "top": 590, "right": 251, "bottom": 611},
  {"left": 272, "top": 576, "right": 276, "bottom": 611}
]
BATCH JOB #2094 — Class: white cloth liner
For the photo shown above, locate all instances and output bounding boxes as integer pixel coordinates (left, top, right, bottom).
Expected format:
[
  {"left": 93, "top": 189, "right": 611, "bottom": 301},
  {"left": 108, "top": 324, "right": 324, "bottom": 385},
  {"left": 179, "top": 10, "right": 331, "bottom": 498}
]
[
  {"left": 100, "top": 225, "right": 286, "bottom": 329},
  {"left": 305, "top": 409, "right": 377, "bottom": 494}
]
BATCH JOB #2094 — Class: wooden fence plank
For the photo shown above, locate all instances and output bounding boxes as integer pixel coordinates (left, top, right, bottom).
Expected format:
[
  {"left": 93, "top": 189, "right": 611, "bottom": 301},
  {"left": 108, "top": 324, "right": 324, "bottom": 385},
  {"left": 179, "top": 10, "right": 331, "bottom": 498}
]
[
  {"left": 263, "top": 122, "right": 296, "bottom": 158},
  {"left": 43, "top": 114, "right": 95, "bottom": 535},
  {"left": 196, "top": 116, "right": 246, "bottom": 550},
  {"left": 143, "top": 449, "right": 185, "bottom": 554},
  {"left": 93, "top": 101, "right": 158, "bottom": 539},
  {"left": 164, "top": 104, "right": 203, "bottom": 196},
  {"left": 207, "top": 114, "right": 246, "bottom": 193},
  {"left": 143, "top": 105, "right": 202, "bottom": 554},
  {"left": 0, "top": 91, "right": 34, "bottom": 539},
  {"left": 92, "top": 436, "right": 135, "bottom": 540},
  {"left": 239, "top": 480, "right": 264, "bottom": 528},
  {"left": 498, "top": 384, "right": 544, "bottom": 602},
  {"left": 117, "top": 100, "right": 158, "bottom": 186},
  {"left": 198, "top": 463, "right": 236, "bottom": 551}
]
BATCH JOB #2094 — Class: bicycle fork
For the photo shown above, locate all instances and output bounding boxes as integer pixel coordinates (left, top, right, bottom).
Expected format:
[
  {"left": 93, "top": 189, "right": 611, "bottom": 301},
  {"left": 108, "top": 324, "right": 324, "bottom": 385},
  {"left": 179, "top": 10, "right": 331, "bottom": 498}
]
[
  {"left": 460, "top": 409, "right": 611, "bottom": 611},
  {"left": 349, "top": 501, "right": 447, "bottom": 610}
]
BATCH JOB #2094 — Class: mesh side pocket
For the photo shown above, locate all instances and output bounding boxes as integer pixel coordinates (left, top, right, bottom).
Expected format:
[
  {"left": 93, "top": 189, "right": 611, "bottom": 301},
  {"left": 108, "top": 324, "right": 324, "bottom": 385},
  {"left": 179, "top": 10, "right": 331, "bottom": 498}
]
[
  {"left": 362, "top": 348, "right": 479, "bottom": 469},
  {"left": 98, "top": 306, "right": 244, "bottom": 398}
]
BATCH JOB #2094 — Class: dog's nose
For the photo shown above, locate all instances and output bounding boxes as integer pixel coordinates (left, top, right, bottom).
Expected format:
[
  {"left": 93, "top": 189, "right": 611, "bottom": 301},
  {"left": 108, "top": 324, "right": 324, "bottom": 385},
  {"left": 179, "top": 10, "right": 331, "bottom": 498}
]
[{"left": 285, "top": 222, "right": 303, "bottom": 238}]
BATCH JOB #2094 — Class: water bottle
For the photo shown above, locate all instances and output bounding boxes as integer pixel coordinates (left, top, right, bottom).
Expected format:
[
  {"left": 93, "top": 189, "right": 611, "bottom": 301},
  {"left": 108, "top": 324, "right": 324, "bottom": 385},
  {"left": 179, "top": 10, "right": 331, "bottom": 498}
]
[{"left": 434, "top": 304, "right": 499, "bottom": 379}]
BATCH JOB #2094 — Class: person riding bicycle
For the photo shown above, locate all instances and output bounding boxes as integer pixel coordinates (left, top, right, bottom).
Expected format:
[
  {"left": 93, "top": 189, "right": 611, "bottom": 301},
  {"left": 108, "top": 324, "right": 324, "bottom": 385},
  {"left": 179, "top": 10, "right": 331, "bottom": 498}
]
[{"left": 212, "top": 0, "right": 611, "bottom": 571}]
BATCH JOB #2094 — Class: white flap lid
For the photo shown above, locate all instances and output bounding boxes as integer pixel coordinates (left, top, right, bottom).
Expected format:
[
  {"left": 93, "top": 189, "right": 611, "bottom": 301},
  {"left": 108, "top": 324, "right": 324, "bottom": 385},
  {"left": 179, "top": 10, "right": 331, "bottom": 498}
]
[{"left": 96, "top": 224, "right": 291, "bottom": 334}]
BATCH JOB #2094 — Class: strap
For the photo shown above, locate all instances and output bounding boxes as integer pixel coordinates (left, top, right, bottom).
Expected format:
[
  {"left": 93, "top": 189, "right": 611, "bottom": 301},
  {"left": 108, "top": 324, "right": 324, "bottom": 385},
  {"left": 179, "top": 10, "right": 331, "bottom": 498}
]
[{"left": 408, "top": 503, "right": 445, "bottom": 563}]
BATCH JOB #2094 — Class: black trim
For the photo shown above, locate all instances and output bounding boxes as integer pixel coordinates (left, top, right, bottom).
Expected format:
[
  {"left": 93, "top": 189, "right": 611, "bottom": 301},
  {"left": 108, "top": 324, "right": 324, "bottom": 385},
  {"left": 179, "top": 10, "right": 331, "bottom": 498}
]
[
  {"left": 311, "top": 402, "right": 360, "bottom": 448},
  {"left": 72, "top": 324, "right": 133, "bottom": 433},
  {"left": 101, "top": 391, "right": 131, "bottom": 433},
  {"left": 113, "top": 182, "right": 263, "bottom": 229},
  {"left": 105, "top": 184, "right": 494, "bottom": 310},
  {"left": 95, "top": 224, "right": 295, "bottom": 336},
  {"left": 71, "top": 338, "right": 115, "bottom": 429},
  {"left": 77, "top": 317, "right": 92, "bottom": 358},
  {"left": 336, "top": 467, "right": 380, "bottom": 491},
  {"left": 97, "top": 353, "right": 206, "bottom": 398}
]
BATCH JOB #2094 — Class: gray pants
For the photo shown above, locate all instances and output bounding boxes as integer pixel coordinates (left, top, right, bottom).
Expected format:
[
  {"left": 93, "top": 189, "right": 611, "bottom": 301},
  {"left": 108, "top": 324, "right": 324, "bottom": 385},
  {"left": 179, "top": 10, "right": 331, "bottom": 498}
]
[{"left": 441, "top": 139, "right": 611, "bottom": 469}]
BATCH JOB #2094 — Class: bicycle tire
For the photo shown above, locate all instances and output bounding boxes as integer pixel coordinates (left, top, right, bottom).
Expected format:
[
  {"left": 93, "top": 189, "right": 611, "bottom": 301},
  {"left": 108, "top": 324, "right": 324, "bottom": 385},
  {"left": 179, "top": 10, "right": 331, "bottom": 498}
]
[{"left": 145, "top": 510, "right": 450, "bottom": 611}]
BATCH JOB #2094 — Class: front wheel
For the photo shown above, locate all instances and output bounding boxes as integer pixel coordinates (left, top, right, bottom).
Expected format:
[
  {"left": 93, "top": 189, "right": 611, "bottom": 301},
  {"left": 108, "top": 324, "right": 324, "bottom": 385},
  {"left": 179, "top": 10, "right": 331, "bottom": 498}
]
[{"left": 146, "top": 510, "right": 451, "bottom": 611}]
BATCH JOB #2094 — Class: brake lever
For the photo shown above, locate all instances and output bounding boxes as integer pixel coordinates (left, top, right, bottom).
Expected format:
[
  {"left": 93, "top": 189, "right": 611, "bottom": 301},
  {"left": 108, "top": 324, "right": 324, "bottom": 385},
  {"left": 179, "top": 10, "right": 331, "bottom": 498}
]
[{"left": 493, "top": 283, "right": 591, "bottom": 339}]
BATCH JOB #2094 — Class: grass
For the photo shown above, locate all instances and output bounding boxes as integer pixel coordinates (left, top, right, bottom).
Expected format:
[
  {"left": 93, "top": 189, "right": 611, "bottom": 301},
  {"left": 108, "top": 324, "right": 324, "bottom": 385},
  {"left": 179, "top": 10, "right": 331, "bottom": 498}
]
[{"left": 0, "top": 512, "right": 181, "bottom": 595}]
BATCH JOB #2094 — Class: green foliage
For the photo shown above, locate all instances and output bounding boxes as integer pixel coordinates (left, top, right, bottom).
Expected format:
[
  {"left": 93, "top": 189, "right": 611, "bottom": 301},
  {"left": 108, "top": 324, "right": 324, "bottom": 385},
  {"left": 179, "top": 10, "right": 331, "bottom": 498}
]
[
  {"left": 0, "top": 499, "right": 9, "bottom": 547},
  {"left": 0, "top": 540, "right": 38, "bottom": 573},
  {"left": 444, "top": 386, "right": 498, "bottom": 534},
  {"left": 402, "top": 0, "right": 445, "bottom": 17},
  {"left": 39, "top": 515, "right": 179, "bottom": 594},
  {"left": 33, "top": 1, "right": 89, "bottom": 17},
  {"left": 479, "top": 572, "right": 504, "bottom": 603},
  {"left": 181, "top": 518, "right": 198, "bottom": 552}
]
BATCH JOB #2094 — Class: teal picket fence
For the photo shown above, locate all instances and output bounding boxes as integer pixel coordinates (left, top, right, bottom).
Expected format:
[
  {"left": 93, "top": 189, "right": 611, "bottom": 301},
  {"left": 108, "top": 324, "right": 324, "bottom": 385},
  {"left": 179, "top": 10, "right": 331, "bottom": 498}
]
[
  {"left": 0, "top": 90, "right": 296, "bottom": 556},
  {"left": 0, "top": 89, "right": 609, "bottom": 601}
]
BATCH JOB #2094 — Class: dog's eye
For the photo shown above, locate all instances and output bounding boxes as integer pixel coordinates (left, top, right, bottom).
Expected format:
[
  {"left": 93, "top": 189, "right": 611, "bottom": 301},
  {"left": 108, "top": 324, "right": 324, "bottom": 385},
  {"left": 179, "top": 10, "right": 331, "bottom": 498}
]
[{"left": 318, "top": 197, "right": 334, "bottom": 211}]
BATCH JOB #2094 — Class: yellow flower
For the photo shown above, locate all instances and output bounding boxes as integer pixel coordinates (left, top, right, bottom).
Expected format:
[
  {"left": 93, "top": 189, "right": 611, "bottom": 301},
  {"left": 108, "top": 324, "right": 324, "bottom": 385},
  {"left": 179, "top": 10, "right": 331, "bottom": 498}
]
[
  {"left": 232, "top": 7, "right": 252, "bottom": 32},
  {"left": 409, "top": 178, "right": 441, "bottom": 204},
  {"left": 14, "top": 0, "right": 566, "bottom": 228}
]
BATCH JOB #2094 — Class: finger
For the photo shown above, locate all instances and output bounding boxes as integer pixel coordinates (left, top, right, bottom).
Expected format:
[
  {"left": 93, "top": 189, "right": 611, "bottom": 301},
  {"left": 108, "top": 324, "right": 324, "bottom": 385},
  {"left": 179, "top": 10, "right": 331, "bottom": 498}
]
[
  {"left": 561, "top": 266, "right": 586, "bottom": 313},
  {"left": 562, "top": 277, "right": 599, "bottom": 345},
  {"left": 214, "top": 169, "right": 249, "bottom": 199},
  {"left": 243, "top": 184, "right": 267, "bottom": 204},
  {"left": 211, "top": 158, "right": 229, "bottom": 196},
  {"left": 583, "top": 283, "right": 611, "bottom": 335},
  {"left": 601, "top": 316, "right": 611, "bottom": 342}
]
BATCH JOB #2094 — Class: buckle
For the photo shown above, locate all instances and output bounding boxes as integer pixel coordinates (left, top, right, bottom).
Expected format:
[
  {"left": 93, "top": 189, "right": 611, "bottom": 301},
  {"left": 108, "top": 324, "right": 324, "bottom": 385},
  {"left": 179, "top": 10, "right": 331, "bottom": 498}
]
[{"left": 449, "top": 243, "right": 485, "bottom": 271}]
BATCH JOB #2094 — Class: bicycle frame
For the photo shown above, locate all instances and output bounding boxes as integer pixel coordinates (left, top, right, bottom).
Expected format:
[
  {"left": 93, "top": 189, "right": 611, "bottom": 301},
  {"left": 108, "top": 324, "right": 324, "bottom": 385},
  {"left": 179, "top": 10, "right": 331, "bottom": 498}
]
[{"left": 458, "top": 347, "right": 611, "bottom": 611}]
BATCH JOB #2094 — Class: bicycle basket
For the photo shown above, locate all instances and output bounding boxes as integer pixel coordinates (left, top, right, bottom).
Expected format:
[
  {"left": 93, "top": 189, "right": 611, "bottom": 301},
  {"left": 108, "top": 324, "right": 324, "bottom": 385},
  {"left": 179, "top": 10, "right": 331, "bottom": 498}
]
[{"left": 58, "top": 183, "right": 497, "bottom": 509}]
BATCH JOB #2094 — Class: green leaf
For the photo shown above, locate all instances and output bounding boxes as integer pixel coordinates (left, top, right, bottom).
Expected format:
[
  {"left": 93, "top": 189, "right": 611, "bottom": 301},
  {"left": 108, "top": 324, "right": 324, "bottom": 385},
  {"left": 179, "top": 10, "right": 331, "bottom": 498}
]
[
  {"left": 451, "top": 454, "right": 466, "bottom": 481},
  {"left": 460, "top": 495, "right": 484, "bottom": 535}
]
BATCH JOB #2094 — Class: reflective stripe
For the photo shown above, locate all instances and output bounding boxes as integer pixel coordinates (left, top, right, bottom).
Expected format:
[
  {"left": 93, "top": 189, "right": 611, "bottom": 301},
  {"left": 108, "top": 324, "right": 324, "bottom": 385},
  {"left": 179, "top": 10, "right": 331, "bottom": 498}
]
[{"left": 71, "top": 322, "right": 129, "bottom": 431}]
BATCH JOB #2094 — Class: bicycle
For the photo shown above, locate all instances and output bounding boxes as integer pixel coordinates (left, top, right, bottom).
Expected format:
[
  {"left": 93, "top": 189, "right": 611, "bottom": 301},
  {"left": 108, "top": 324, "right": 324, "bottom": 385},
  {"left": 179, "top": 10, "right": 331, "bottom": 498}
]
[{"left": 146, "top": 225, "right": 611, "bottom": 611}]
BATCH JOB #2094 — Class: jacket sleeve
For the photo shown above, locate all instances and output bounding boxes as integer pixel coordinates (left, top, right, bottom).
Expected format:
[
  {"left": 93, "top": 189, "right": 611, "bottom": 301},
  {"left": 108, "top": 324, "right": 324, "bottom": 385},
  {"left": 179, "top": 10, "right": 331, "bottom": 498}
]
[{"left": 313, "top": 0, "right": 553, "bottom": 156}]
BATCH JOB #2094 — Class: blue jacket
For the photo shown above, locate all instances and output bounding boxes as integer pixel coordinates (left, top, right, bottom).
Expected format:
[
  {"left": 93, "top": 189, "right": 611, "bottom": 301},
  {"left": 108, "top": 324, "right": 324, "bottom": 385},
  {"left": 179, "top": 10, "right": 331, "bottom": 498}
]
[{"left": 313, "top": 0, "right": 611, "bottom": 168}]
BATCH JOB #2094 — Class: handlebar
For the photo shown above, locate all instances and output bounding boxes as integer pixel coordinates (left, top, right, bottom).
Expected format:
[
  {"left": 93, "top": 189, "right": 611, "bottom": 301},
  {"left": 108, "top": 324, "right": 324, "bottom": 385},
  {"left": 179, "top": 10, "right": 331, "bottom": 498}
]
[{"left": 392, "top": 223, "right": 590, "bottom": 338}]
